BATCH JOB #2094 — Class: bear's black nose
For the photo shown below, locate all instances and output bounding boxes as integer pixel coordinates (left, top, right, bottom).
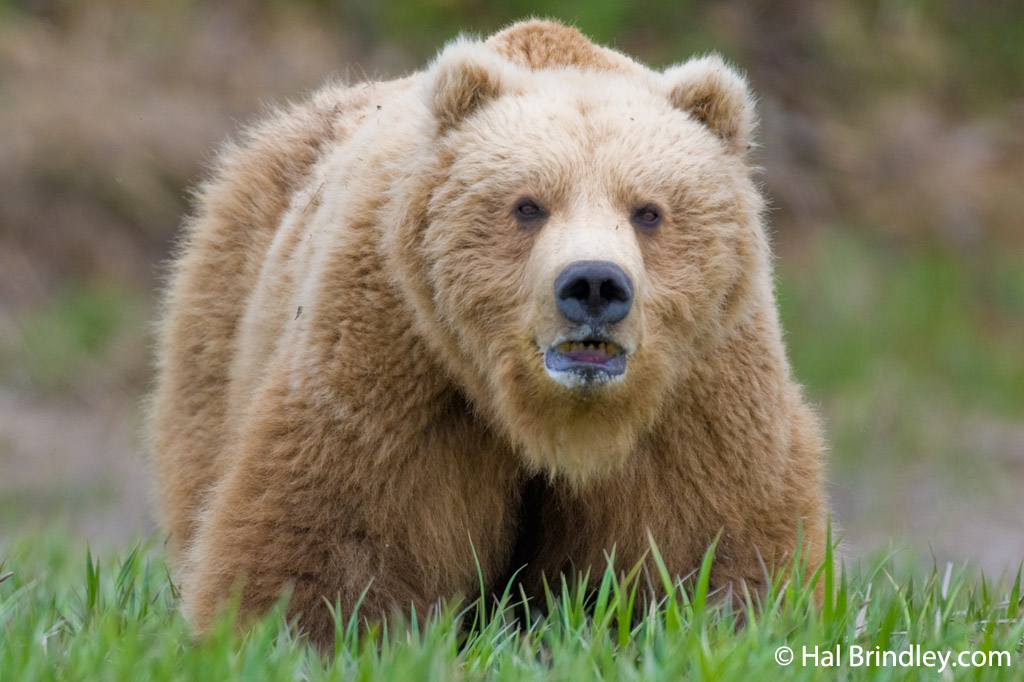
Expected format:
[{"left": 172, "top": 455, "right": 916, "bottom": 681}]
[{"left": 554, "top": 260, "right": 634, "bottom": 326}]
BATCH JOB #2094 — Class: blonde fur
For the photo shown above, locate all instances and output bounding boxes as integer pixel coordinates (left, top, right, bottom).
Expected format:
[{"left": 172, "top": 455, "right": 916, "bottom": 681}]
[{"left": 151, "top": 19, "right": 828, "bottom": 647}]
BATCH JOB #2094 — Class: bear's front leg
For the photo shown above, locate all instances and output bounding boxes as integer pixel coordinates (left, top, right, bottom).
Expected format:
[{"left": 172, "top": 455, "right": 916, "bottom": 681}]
[{"left": 182, "top": 378, "right": 520, "bottom": 648}]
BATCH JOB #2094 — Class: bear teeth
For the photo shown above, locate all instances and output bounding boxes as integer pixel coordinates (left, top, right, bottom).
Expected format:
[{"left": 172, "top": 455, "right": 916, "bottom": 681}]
[{"left": 555, "top": 340, "right": 621, "bottom": 355}]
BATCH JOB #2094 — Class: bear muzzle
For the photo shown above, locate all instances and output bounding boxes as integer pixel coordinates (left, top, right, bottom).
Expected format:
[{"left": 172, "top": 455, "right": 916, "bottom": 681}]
[{"left": 542, "top": 260, "right": 635, "bottom": 388}]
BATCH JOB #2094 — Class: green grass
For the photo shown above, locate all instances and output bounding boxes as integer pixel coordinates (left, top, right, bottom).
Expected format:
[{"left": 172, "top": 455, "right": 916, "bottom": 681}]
[{"left": 1, "top": 529, "right": 1021, "bottom": 681}]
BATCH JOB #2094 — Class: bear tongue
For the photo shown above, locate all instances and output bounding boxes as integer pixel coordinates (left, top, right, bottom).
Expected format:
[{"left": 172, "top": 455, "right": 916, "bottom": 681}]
[{"left": 563, "top": 347, "right": 614, "bottom": 364}]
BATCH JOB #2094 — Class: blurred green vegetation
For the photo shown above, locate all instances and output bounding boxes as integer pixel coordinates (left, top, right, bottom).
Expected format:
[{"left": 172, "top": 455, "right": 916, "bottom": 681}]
[
  {"left": 779, "top": 232, "right": 1024, "bottom": 418},
  {"left": 0, "top": 283, "right": 147, "bottom": 394}
]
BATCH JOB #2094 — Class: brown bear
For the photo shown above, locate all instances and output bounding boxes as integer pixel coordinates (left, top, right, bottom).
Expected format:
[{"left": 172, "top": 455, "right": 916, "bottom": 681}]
[{"left": 150, "top": 19, "right": 828, "bottom": 646}]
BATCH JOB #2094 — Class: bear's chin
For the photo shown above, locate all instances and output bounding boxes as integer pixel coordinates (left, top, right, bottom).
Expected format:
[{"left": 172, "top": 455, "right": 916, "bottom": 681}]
[
  {"left": 513, "top": 412, "right": 643, "bottom": 484},
  {"left": 491, "top": 361, "right": 661, "bottom": 484},
  {"left": 469, "top": 338, "right": 674, "bottom": 483}
]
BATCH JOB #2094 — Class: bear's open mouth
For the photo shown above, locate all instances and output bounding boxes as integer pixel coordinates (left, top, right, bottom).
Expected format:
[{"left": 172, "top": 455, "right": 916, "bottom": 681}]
[{"left": 544, "top": 337, "right": 627, "bottom": 382}]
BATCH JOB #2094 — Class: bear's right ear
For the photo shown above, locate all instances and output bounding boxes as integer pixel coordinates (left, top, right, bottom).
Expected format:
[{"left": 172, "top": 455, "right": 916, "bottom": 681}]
[{"left": 426, "top": 39, "right": 517, "bottom": 133}]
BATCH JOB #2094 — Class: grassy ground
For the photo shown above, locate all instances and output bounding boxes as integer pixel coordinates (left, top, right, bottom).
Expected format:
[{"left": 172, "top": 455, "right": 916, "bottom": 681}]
[{"left": 1, "top": 529, "right": 1021, "bottom": 681}]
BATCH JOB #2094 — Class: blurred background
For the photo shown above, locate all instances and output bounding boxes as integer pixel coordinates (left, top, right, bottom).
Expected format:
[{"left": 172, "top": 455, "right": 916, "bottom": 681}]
[{"left": 1, "top": 0, "right": 1022, "bottom": 575}]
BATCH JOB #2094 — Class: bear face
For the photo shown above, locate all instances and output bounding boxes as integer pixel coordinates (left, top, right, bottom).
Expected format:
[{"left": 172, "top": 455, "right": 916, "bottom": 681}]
[{"left": 387, "top": 43, "right": 769, "bottom": 481}]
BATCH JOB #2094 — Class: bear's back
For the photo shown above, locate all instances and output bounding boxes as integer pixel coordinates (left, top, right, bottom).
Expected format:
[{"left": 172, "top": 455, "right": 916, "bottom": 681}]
[{"left": 150, "top": 79, "right": 411, "bottom": 560}]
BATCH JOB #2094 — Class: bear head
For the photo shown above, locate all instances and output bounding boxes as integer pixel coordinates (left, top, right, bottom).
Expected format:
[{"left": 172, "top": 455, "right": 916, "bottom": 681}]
[{"left": 385, "top": 27, "right": 769, "bottom": 483}]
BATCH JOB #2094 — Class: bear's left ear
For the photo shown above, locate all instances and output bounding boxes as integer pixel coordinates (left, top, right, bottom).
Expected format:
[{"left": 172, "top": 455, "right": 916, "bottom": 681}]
[
  {"left": 663, "top": 55, "right": 756, "bottom": 155},
  {"left": 427, "top": 38, "right": 519, "bottom": 134}
]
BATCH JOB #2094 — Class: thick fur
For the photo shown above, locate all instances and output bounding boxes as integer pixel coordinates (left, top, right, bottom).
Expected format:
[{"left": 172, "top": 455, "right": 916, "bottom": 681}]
[{"left": 151, "top": 19, "right": 827, "bottom": 647}]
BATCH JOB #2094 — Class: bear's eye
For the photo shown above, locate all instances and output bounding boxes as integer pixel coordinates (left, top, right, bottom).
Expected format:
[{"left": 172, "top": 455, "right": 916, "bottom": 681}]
[
  {"left": 513, "top": 198, "right": 546, "bottom": 222},
  {"left": 631, "top": 204, "right": 662, "bottom": 229}
]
